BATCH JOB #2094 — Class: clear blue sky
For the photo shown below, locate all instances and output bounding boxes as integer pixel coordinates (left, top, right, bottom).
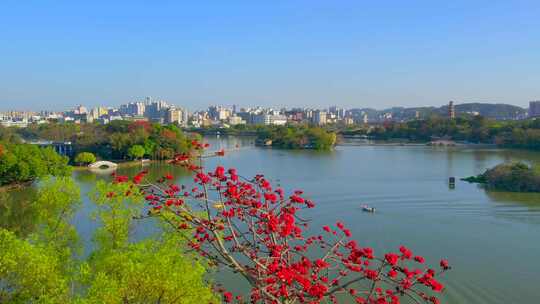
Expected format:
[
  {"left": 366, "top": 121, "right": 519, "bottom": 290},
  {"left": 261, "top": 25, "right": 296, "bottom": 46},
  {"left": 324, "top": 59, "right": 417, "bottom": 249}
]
[{"left": 1, "top": 0, "right": 539, "bottom": 111}]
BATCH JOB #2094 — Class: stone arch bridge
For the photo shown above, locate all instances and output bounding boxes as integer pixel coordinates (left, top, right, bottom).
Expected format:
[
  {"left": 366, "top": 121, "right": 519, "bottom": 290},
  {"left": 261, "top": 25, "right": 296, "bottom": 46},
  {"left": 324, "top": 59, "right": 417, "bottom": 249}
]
[{"left": 88, "top": 161, "right": 118, "bottom": 169}]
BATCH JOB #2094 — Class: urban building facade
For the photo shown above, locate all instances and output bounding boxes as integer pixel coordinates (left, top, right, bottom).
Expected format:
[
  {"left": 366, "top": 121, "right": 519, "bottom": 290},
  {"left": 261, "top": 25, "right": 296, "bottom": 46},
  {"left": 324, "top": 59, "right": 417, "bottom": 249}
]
[{"left": 529, "top": 101, "right": 540, "bottom": 117}]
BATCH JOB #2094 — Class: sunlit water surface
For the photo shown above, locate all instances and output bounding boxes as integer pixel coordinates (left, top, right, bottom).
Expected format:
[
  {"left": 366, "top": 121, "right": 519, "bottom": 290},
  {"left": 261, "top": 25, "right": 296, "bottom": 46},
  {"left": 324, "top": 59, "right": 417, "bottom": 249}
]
[{"left": 3, "top": 136, "right": 540, "bottom": 303}]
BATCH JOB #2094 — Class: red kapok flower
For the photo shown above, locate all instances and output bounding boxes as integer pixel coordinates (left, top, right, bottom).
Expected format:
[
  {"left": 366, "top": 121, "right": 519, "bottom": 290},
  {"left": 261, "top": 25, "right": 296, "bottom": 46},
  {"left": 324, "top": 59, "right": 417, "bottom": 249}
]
[
  {"left": 399, "top": 245, "right": 413, "bottom": 260},
  {"left": 223, "top": 291, "right": 233, "bottom": 303},
  {"left": 430, "top": 279, "right": 445, "bottom": 292},
  {"left": 315, "top": 259, "right": 330, "bottom": 269},
  {"left": 385, "top": 253, "right": 399, "bottom": 266},
  {"left": 365, "top": 269, "right": 379, "bottom": 280},
  {"left": 440, "top": 259, "right": 450, "bottom": 270}
]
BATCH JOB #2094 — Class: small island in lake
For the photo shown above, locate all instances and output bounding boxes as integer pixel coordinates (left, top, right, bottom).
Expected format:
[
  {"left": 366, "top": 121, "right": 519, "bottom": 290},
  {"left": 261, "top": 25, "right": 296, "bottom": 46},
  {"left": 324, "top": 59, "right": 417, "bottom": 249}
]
[
  {"left": 191, "top": 124, "right": 337, "bottom": 150},
  {"left": 462, "top": 162, "right": 540, "bottom": 192},
  {"left": 255, "top": 125, "right": 337, "bottom": 150}
]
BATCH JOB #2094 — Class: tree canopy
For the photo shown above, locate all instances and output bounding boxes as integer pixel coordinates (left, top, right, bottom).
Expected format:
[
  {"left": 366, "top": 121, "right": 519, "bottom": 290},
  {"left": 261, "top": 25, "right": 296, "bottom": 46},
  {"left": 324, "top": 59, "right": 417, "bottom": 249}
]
[
  {"left": 255, "top": 125, "right": 336, "bottom": 150},
  {"left": 0, "top": 142, "right": 71, "bottom": 186},
  {"left": 0, "top": 177, "right": 217, "bottom": 303},
  {"left": 16, "top": 121, "right": 196, "bottom": 161},
  {"left": 127, "top": 145, "right": 145, "bottom": 160},
  {"left": 464, "top": 162, "right": 540, "bottom": 192},
  {"left": 341, "top": 115, "right": 540, "bottom": 150},
  {"left": 0, "top": 228, "right": 71, "bottom": 303},
  {"left": 74, "top": 152, "right": 97, "bottom": 165}
]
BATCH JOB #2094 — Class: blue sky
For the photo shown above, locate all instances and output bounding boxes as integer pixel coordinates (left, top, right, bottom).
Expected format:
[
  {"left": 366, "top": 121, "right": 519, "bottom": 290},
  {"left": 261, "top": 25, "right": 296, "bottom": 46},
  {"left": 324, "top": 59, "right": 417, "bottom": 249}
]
[{"left": 1, "top": 0, "right": 539, "bottom": 111}]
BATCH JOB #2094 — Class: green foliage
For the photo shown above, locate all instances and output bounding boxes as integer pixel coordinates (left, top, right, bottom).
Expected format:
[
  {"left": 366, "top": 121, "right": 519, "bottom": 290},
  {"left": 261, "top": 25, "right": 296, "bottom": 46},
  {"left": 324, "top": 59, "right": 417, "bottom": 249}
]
[
  {"left": 74, "top": 152, "right": 97, "bottom": 165},
  {"left": 0, "top": 178, "right": 80, "bottom": 240},
  {"left": 0, "top": 229, "right": 70, "bottom": 303},
  {"left": 0, "top": 177, "right": 216, "bottom": 303},
  {"left": 307, "top": 127, "right": 337, "bottom": 150},
  {"left": 0, "top": 142, "right": 71, "bottom": 186},
  {"left": 31, "top": 177, "right": 82, "bottom": 266},
  {"left": 17, "top": 121, "right": 195, "bottom": 161},
  {"left": 90, "top": 181, "right": 143, "bottom": 250},
  {"left": 84, "top": 181, "right": 217, "bottom": 303},
  {"left": 341, "top": 115, "right": 540, "bottom": 150},
  {"left": 0, "top": 125, "right": 21, "bottom": 143},
  {"left": 0, "top": 177, "right": 82, "bottom": 302},
  {"left": 351, "top": 116, "right": 494, "bottom": 142},
  {"left": 194, "top": 124, "right": 337, "bottom": 150},
  {"left": 253, "top": 125, "right": 336, "bottom": 150},
  {"left": 464, "top": 162, "right": 540, "bottom": 192},
  {"left": 17, "top": 122, "right": 80, "bottom": 142},
  {"left": 127, "top": 145, "right": 145, "bottom": 160},
  {"left": 80, "top": 235, "right": 217, "bottom": 304},
  {"left": 0, "top": 189, "right": 39, "bottom": 238}
]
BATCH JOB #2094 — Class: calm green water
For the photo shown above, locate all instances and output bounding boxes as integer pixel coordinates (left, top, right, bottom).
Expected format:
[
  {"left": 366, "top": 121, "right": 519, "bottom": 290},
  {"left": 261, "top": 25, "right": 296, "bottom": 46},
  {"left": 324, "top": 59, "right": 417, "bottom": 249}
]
[{"left": 2, "top": 136, "right": 540, "bottom": 303}]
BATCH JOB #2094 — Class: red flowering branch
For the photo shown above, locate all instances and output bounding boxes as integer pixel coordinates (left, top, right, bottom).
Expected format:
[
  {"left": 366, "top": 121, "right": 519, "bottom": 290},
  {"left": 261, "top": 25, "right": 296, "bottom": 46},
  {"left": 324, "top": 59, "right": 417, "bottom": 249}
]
[{"left": 120, "top": 140, "right": 450, "bottom": 304}]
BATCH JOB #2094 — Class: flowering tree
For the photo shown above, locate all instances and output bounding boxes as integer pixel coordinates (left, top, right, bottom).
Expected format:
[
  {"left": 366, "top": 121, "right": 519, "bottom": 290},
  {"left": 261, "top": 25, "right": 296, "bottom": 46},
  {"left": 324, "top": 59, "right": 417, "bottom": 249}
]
[{"left": 122, "top": 141, "right": 450, "bottom": 304}]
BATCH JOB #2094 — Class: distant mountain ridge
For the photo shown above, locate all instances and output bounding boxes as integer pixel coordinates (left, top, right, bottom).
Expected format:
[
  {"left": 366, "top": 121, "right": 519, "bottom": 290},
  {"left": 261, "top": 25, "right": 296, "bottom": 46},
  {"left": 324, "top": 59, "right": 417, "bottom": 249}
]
[{"left": 349, "top": 102, "right": 527, "bottom": 121}]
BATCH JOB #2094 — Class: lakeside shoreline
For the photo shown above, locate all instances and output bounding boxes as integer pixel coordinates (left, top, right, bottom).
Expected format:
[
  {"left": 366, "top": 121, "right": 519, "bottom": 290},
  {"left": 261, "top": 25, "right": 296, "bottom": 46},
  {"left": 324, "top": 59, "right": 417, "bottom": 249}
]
[
  {"left": 337, "top": 141, "right": 499, "bottom": 148},
  {"left": 196, "top": 131, "right": 501, "bottom": 149}
]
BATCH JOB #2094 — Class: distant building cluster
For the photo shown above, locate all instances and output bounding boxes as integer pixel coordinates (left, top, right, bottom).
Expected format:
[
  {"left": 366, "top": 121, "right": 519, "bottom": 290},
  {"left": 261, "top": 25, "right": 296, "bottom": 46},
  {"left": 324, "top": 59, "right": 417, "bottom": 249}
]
[
  {"left": 0, "top": 99, "right": 537, "bottom": 128},
  {"left": 189, "top": 105, "right": 358, "bottom": 128},
  {"left": 529, "top": 101, "right": 540, "bottom": 118},
  {"left": 0, "top": 97, "right": 188, "bottom": 127}
]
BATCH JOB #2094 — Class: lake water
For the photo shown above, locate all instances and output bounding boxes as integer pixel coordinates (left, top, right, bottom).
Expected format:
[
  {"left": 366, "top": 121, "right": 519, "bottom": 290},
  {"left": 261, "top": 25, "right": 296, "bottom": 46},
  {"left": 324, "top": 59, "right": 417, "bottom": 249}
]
[{"left": 3, "top": 136, "right": 540, "bottom": 303}]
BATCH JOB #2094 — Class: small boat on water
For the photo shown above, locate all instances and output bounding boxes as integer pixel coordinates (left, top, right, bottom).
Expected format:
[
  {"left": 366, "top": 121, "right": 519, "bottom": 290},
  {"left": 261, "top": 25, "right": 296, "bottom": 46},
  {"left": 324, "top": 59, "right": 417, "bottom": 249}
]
[{"left": 361, "top": 205, "right": 376, "bottom": 213}]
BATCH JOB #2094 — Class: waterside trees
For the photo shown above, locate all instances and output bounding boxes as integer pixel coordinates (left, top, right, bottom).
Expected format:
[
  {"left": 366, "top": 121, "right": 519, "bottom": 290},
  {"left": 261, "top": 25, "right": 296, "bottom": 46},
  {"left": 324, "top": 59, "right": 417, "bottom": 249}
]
[
  {"left": 463, "top": 162, "right": 540, "bottom": 192},
  {"left": 0, "top": 177, "right": 217, "bottom": 303},
  {"left": 0, "top": 142, "right": 71, "bottom": 186}
]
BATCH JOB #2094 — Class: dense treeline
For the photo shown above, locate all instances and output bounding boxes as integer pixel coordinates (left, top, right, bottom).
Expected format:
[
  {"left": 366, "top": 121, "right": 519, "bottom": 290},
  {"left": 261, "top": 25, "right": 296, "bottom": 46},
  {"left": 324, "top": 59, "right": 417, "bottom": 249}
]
[
  {"left": 194, "top": 115, "right": 540, "bottom": 151},
  {"left": 341, "top": 116, "right": 540, "bottom": 149},
  {"left": 256, "top": 125, "right": 337, "bottom": 150},
  {"left": 463, "top": 162, "right": 540, "bottom": 192},
  {"left": 0, "top": 141, "right": 71, "bottom": 186},
  {"left": 193, "top": 124, "right": 337, "bottom": 150},
  {"left": 17, "top": 120, "right": 197, "bottom": 161}
]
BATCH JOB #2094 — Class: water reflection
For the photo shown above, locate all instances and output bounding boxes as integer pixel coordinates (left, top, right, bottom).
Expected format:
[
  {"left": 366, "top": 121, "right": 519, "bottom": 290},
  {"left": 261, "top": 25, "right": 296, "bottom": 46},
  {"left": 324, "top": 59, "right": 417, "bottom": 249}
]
[
  {"left": 88, "top": 167, "right": 117, "bottom": 175},
  {"left": 74, "top": 170, "right": 97, "bottom": 183},
  {"left": 485, "top": 190, "right": 540, "bottom": 209},
  {"left": 2, "top": 139, "right": 540, "bottom": 304},
  {"left": 0, "top": 188, "right": 39, "bottom": 237}
]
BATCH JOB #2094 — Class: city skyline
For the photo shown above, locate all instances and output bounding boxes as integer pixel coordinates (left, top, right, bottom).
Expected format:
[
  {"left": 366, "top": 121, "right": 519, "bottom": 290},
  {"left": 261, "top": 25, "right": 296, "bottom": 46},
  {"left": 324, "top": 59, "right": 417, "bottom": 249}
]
[
  {"left": 1, "top": 99, "right": 533, "bottom": 129},
  {"left": 1, "top": 1, "right": 540, "bottom": 110},
  {"left": 0, "top": 98, "right": 535, "bottom": 114}
]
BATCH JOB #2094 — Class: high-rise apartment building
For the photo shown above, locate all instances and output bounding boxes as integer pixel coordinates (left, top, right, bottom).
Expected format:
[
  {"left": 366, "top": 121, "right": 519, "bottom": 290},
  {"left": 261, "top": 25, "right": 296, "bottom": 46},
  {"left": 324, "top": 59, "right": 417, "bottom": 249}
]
[
  {"left": 529, "top": 101, "right": 540, "bottom": 117},
  {"left": 145, "top": 100, "right": 169, "bottom": 122},
  {"left": 312, "top": 110, "right": 327, "bottom": 125},
  {"left": 120, "top": 102, "right": 145, "bottom": 116},
  {"left": 208, "top": 106, "right": 231, "bottom": 121},
  {"left": 166, "top": 107, "right": 185, "bottom": 125}
]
